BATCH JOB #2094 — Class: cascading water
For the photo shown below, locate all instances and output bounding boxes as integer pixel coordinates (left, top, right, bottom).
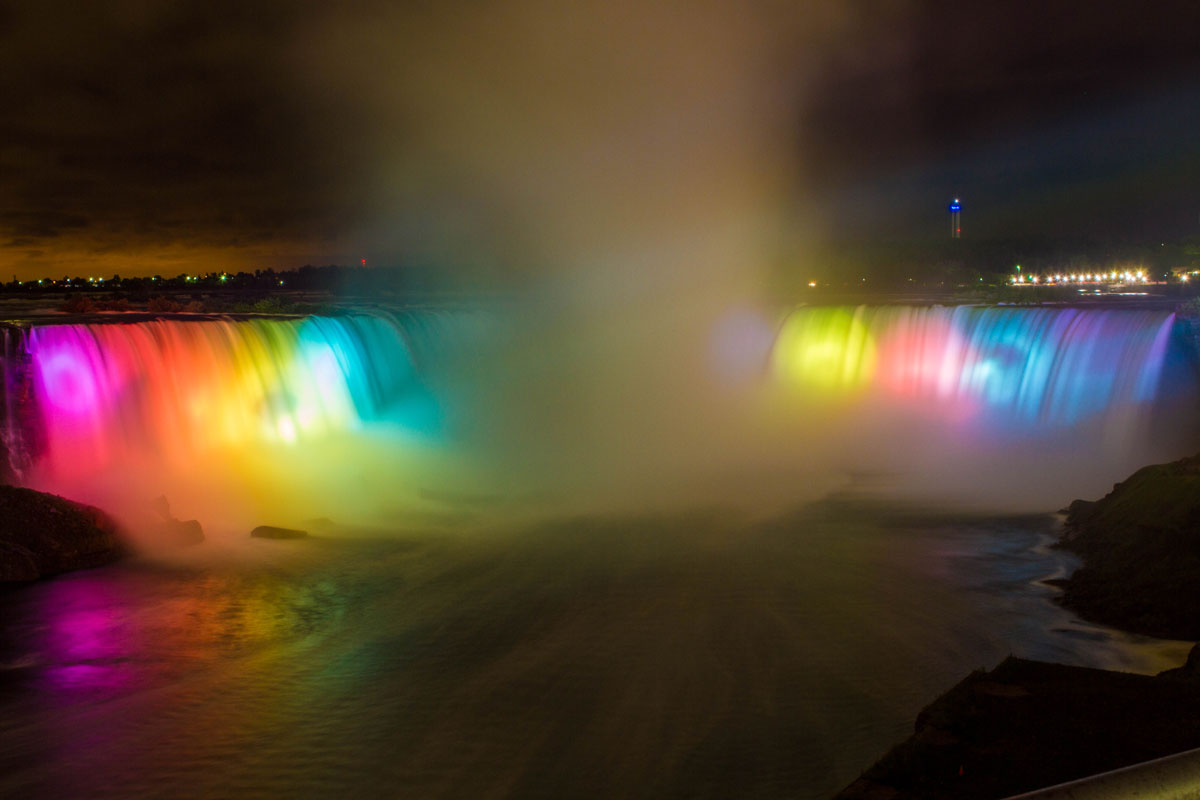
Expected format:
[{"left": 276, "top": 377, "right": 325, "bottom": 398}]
[
  {"left": 768, "top": 305, "right": 1178, "bottom": 433},
  {"left": 2, "top": 312, "right": 486, "bottom": 534},
  {"left": 701, "top": 303, "right": 1197, "bottom": 509},
  {"left": 0, "top": 325, "right": 41, "bottom": 483},
  {"left": 30, "top": 315, "right": 417, "bottom": 464},
  {"left": 0, "top": 304, "right": 1194, "bottom": 530}
]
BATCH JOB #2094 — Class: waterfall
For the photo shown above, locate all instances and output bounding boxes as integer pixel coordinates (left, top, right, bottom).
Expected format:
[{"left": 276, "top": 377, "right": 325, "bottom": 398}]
[
  {"left": 0, "top": 304, "right": 1192, "bottom": 525},
  {"left": 770, "top": 305, "right": 1178, "bottom": 431},
  {"left": 0, "top": 312, "right": 487, "bottom": 528},
  {"left": 1, "top": 325, "right": 38, "bottom": 482}
]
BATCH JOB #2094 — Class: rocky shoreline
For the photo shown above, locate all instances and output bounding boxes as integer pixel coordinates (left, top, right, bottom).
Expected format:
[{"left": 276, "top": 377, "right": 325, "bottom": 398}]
[
  {"left": 835, "top": 649, "right": 1200, "bottom": 799},
  {"left": 0, "top": 485, "right": 125, "bottom": 581},
  {"left": 836, "top": 453, "right": 1200, "bottom": 797},
  {"left": 1052, "top": 454, "right": 1200, "bottom": 640}
]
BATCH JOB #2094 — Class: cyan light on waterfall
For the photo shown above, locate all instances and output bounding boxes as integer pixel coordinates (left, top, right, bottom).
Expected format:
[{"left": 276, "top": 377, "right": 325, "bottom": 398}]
[
  {"left": 22, "top": 314, "right": 454, "bottom": 527},
  {"left": 6, "top": 303, "right": 1186, "bottom": 532},
  {"left": 765, "top": 305, "right": 1176, "bottom": 430}
]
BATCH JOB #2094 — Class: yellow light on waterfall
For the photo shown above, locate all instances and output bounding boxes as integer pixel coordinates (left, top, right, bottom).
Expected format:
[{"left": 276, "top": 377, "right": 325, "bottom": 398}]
[
  {"left": 277, "top": 416, "right": 297, "bottom": 443},
  {"left": 771, "top": 308, "right": 877, "bottom": 393}
]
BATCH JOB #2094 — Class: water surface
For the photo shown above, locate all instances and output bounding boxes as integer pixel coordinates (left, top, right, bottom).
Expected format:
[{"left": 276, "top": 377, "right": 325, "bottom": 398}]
[{"left": 0, "top": 501, "right": 1187, "bottom": 799}]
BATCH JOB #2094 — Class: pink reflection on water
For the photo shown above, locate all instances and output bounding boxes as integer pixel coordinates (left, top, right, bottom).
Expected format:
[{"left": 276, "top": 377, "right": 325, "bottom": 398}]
[{"left": 34, "top": 574, "right": 141, "bottom": 699}]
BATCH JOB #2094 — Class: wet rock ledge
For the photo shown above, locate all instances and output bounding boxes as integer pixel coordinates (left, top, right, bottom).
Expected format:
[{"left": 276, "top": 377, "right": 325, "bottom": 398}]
[
  {"left": 1052, "top": 453, "right": 1200, "bottom": 640},
  {"left": 837, "top": 454, "right": 1200, "bottom": 798},
  {"left": 836, "top": 650, "right": 1200, "bottom": 799},
  {"left": 0, "top": 485, "right": 125, "bottom": 581}
]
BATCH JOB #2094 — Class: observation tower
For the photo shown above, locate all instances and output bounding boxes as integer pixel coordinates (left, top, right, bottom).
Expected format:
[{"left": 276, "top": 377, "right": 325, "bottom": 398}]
[{"left": 948, "top": 198, "right": 962, "bottom": 239}]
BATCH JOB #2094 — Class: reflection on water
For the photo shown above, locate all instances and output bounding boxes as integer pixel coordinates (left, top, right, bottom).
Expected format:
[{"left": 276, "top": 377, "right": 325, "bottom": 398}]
[{"left": 0, "top": 503, "right": 1190, "bottom": 799}]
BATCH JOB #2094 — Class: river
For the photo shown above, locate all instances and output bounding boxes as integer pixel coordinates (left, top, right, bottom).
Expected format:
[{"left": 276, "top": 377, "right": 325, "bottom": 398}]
[{"left": 0, "top": 500, "right": 1188, "bottom": 799}]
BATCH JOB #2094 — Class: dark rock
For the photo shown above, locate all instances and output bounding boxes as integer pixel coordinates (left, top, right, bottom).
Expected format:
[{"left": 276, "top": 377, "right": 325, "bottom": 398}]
[
  {"left": 0, "top": 539, "right": 39, "bottom": 581},
  {"left": 150, "top": 494, "right": 172, "bottom": 521},
  {"left": 1158, "top": 644, "right": 1200, "bottom": 679},
  {"left": 151, "top": 518, "right": 204, "bottom": 546},
  {"left": 0, "top": 484, "right": 124, "bottom": 581},
  {"left": 1053, "top": 453, "right": 1200, "bottom": 640},
  {"left": 145, "top": 495, "right": 203, "bottom": 546},
  {"left": 250, "top": 525, "right": 308, "bottom": 540},
  {"left": 835, "top": 655, "right": 1200, "bottom": 799},
  {"left": 1062, "top": 498, "right": 1098, "bottom": 530}
]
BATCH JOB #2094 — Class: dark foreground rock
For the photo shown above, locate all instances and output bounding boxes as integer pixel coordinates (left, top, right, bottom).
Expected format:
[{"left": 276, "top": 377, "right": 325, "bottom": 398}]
[
  {"left": 250, "top": 525, "right": 308, "bottom": 540},
  {"left": 147, "top": 495, "right": 204, "bottom": 546},
  {"left": 150, "top": 518, "right": 204, "bottom": 546},
  {"left": 0, "top": 485, "right": 124, "bottom": 581},
  {"left": 836, "top": 650, "right": 1200, "bottom": 799},
  {"left": 1055, "top": 454, "right": 1200, "bottom": 639}
]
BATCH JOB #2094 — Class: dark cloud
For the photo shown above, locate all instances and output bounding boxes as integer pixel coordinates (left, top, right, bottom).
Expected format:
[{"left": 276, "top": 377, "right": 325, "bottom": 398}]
[
  {"left": 0, "top": 211, "right": 89, "bottom": 240},
  {"left": 800, "top": 0, "right": 1200, "bottom": 241},
  {"left": 0, "top": 0, "right": 1195, "bottom": 279},
  {"left": 0, "top": 0, "right": 346, "bottom": 275}
]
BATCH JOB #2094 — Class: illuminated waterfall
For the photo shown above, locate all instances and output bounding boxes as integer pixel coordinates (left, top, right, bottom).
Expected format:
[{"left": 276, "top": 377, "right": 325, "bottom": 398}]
[
  {"left": 0, "top": 313, "right": 482, "bottom": 530},
  {"left": 769, "top": 305, "right": 1178, "bottom": 428},
  {"left": 0, "top": 304, "right": 1191, "bottom": 530},
  {"left": 27, "top": 314, "right": 450, "bottom": 468}
]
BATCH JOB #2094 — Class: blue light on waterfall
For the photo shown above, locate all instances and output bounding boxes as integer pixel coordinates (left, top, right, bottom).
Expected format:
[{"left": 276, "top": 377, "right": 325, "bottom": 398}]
[{"left": 770, "top": 305, "right": 1177, "bottom": 429}]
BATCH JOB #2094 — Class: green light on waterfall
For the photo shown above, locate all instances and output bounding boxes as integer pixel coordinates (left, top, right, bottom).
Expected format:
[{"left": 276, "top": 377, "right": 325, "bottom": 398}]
[{"left": 772, "top": 307, "right": 877, "bottom": 393}]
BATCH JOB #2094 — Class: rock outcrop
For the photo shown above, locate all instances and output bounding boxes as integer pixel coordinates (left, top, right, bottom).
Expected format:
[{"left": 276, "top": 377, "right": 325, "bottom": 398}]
[
  {"left": 250, "top": 525, "right": 308, "bottom": 540},
  {"left": 836, "top": 651, "right": 1200, "bottom": 799},
  {"left": 0, "top": 485, "right": 124, "bottom": 581},
  {"left": 150, "top": 518, "right": 205, "bottom": 546},
  {"left": 1055, "top": 454, "right": 1200, "bottom": 639},
  {"left": 147, "top": 495, "right": 204, "bottom": 546}
]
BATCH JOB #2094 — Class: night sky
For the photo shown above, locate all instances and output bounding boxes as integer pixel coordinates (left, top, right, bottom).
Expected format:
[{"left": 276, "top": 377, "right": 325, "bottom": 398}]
[{"left": 1, "top": 0, "right": 1197, "bottom": 280}]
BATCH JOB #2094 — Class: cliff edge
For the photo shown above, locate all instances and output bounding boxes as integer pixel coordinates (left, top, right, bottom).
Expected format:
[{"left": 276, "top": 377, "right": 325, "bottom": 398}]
[
  {"left": 0, "top": 485, "right": 125, "bottom": 581},
  {"left": 1055, "top": 454, "right": 1200, "bottom": 640}
]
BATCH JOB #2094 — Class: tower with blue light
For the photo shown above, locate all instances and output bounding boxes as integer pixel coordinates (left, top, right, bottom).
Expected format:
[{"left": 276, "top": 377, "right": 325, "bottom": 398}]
[{"left": 948, "top": 198, "right": 962, "bottom": 238}]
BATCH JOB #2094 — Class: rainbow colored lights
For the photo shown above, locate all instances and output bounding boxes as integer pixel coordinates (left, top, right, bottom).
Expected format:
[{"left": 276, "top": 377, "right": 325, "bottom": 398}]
[
  {"left": 768, "top": 305, "right": 1175, "bottom": 426},
  {"left": 0, "top": 305, "right": 1185, "bottom": 530},
  {"left": 24, "top": 314, "right": 447, "bottom": 481}
]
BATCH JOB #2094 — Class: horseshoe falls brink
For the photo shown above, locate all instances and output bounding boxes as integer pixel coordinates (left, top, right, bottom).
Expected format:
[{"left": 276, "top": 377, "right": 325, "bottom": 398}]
[{"left": 0, "top": 304, "right": 1195, "bottom": 536}]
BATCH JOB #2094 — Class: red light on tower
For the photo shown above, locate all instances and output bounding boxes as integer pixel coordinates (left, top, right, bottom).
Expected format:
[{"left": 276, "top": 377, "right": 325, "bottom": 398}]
[
  {"left": 949, "top": 199, "right": 962, "bottom": 239},
  {"left": 361, "top": 258, "right": 367, "bottom": 267}
]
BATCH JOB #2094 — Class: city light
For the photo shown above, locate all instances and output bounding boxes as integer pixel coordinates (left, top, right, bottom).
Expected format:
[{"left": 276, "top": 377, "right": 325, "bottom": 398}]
[{"left": 1005, "top": 267, "right": 1172, "bottom": 288}]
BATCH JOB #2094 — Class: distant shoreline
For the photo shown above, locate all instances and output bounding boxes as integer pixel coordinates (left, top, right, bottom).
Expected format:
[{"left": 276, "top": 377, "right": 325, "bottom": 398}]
[{"left": 837, "top": 453, "right": 1200, "bottom": 798}]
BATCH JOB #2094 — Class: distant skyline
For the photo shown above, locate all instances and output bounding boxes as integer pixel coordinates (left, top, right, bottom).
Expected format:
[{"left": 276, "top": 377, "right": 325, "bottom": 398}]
[{"left": 1, "top": 0, "right": 1197, "bottom": 281}]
